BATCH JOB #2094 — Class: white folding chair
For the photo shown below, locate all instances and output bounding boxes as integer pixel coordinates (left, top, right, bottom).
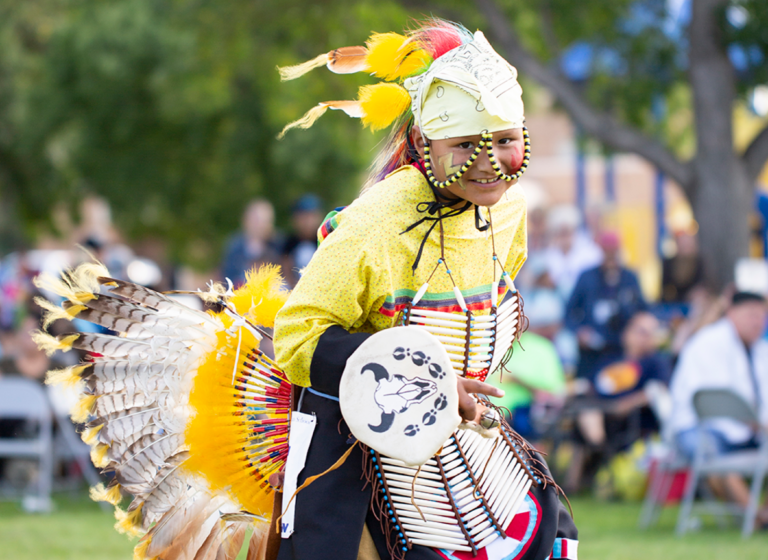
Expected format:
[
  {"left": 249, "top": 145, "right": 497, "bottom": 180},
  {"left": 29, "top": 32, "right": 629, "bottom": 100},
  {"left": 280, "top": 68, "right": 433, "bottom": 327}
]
[
  {"left": 0, "top": 377, "right": 54, "bottom": 512},
  {"left": 675, "top": 389, "right": 768, "bottom": 537}
]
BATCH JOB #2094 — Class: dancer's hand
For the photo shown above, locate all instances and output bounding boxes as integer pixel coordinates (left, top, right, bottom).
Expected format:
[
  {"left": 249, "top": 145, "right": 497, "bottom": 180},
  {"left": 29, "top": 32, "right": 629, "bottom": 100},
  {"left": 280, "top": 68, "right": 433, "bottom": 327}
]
[{"left": 456, "top": 377, "right": 503, "bottom": 422}]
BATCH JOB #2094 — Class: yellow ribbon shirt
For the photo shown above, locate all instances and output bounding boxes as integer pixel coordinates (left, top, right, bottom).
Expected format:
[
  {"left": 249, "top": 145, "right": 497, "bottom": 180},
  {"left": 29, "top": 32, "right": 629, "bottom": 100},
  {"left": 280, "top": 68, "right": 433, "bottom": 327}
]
[{"left": 274, "top": 165, "right": 527, "bottom": 387}]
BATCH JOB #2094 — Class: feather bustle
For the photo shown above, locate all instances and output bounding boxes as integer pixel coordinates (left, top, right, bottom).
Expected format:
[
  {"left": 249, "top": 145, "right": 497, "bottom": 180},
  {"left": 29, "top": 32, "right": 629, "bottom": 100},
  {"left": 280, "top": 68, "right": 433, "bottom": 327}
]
[
  {"left": 45, "top": 364, "right": 89, "bottom": 388},
  {"left": 90, "top": 482, "right": 123, "bottom": 505},
  {"left": 72, "top": 394, "right": 97, "bottom": 423},
  {"left": 246, "top": 522, "right": 270, "bottom": 560},
  {"left": 32, "top": 331, "right": 78, "bottom": 356},
  {"left": 215, "top": 524, "right": 246, "bottom": 560},
  {"left": 115, "top": 503, "right": 144, "bottom": 536}
]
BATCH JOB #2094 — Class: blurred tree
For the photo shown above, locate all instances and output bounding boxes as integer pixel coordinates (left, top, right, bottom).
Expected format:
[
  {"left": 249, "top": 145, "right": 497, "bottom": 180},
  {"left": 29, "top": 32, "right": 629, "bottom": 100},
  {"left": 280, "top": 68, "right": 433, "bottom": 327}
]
[
  {"left": 450, "top": 0, "right": 768, "bottom": 290},
  {"left": 0, "top": 0, "right": 410, "bottom": 268}
]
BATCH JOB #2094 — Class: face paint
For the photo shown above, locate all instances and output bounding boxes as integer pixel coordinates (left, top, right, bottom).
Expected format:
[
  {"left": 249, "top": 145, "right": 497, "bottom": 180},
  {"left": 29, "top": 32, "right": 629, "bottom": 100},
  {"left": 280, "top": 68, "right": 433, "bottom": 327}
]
[
  {"left": 509, "top": 142, "right": 524, "bottom": 172},
  {"left": 438, "top": 153, "right": 466, "bottom": 190}
]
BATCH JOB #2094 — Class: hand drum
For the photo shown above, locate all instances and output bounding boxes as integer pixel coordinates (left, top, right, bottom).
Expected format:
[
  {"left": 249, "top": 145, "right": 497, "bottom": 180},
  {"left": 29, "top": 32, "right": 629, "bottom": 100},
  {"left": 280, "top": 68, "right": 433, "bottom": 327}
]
[{"left": 339, "top": 327, "right": 460, "bottom": 466}]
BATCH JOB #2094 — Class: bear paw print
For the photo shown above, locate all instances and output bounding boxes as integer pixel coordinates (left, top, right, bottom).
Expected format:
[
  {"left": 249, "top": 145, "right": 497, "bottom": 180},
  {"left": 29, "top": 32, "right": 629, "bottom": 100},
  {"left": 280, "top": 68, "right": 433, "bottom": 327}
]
[
  {"left": 422, "top": 409, "right": 438, "bottom": 426},
  {"left": 393, "top": 347, "right": 409, "bottom": 361},
  {"left": 428, "top": 362, "right": 445, "bottom": 379},
  {"left": 404, "top": 424, "right": 420, "bottom": 436},
  {"left": 434, "top": 393, "right": 448, "bottom": 411}
]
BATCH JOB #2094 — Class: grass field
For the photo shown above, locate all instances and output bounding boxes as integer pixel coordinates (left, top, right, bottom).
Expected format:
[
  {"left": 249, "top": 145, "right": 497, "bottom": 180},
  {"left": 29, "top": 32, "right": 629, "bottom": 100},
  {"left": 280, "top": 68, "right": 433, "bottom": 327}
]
[{"left": 1, "top": 492, "right": 767, "bottom": 560}]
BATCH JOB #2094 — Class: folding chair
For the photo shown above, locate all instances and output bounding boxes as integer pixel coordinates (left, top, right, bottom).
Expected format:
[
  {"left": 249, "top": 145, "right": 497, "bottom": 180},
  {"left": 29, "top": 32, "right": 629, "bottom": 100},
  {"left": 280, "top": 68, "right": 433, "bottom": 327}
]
[
  {"left": 47, "top": 384, "right": 106, "bottom": 499},
  {"left": 675, "top": 389, "right": 768, "bottom": 537},
  {"left": 638, "top": 380, "right": 688, "bottom": 528},
  {"left": 0, "top": 377, "right": 54, "bottom": 512}
]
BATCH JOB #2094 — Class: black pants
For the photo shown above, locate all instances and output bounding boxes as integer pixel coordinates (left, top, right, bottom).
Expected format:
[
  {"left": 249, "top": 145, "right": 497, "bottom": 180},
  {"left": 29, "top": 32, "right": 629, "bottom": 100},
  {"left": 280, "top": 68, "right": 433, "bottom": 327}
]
[
  {"left": 277, "top": 390, "right": 440, "bottom": 560},
  {"left": 277, "top": 390, "right": 577, "bottom": 560}
]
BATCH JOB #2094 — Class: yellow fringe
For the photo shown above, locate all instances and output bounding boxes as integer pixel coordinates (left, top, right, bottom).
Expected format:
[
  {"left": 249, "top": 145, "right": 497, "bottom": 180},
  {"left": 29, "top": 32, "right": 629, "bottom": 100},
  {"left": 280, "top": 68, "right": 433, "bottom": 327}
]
[
  {"left": 115, "top": 505, "right": 144, "bottom": 537},
  {"left": 45, "top": 364, "right": 88, "bottom": 388},
  {"left": 32, "top": 261, "right": 108, "bottom": 307},
  {"left": 35, "top": 297, "right": 86, "bottom": 329},
  {"left": 358, "top": 83, "right": 411, "bottom": 131},
  {"left": 278, "top": 53, "right": 328, "bottom": 81},
  {"left": 90, "top": 443, "right": 110, "bottom": 468},
  {"left": 277, "top": 104, "right": 330, "bottom": 139},
  {"left": 185, "top": 328, "right": 275, "bottom": 517},
  {"left": 90, "top": 482, "right": 123, "bottom": 506},
  {"left": 32, "top": 331, "right": 79, "bottom": 357},
  {"left": 33, "top": 274, "right": 94, "bottom": 307},
  {"left": 72, "top": 262, "right": 110, "bottom": 294},
  {"left": 228, "top": 265, "right": 289, "bottom": 329},
  {"left": 81, "top": 424, "right": 104, "bottom": 445},
  {"left": 133, "top": 538, "right": 154, "bottom": 560},
  {"left": 72, "top": 394, "right": 97, "bottom": 423}
]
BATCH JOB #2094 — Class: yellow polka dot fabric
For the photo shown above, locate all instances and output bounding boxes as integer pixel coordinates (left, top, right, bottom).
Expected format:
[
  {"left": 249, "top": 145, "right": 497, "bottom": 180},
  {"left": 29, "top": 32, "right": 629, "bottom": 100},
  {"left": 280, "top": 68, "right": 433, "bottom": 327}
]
[{"left": 273, "top": 166, "right": 527, "bottom": 387}]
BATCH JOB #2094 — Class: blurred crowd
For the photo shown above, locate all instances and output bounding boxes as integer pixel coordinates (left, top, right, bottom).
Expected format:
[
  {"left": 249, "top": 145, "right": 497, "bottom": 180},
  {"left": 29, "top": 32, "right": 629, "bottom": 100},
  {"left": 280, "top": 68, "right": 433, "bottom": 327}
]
[
  {"left": 2, "top": 190, "right": 768, "bottom": 519},
  {"left": 491, "top": 195, "right": 768, "bottom": 517},
  {"left": 0, "top": 193, "right": 324, "bottom": 498}
]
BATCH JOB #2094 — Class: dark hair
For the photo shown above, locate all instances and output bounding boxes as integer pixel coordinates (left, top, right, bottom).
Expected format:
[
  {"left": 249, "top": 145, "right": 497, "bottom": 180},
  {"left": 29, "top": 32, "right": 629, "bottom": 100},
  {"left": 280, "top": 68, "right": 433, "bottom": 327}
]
[{"left": 731, "top": 291, "right": 767, "bottom": 306}]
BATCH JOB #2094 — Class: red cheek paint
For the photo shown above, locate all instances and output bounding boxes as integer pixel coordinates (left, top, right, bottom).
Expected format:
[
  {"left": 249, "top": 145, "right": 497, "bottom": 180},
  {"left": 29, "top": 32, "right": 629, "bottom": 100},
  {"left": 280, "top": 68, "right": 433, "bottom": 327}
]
[{"left": 509, "top": 143, "right": 524, "bottom": 172}]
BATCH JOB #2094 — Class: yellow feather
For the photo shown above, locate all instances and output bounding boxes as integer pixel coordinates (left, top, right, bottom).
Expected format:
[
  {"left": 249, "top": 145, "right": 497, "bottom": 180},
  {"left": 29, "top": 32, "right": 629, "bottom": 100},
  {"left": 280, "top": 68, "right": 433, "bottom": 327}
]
[
  {"left": 71, "top": 262, "right": 110, "bottom": 293},
  {"left": 45, "top": 364, "right": 88, "bottom": 388},
  {"left": 90, "top": 482, "right": 123, "bottom": 506},
  {"left": 278, "top": 53, "right": 328, "bottom": 81},
  {"left": 133, "top": 538, "right": 155, "bottom": 560},
  {"left": 81, "top": 423, "right": 104, "bottom": 445},
  {"left": 365, "top": 33, "right": 431, "bottom": 80},
  {"left": 359, "top": 83, "right": 411, "bottom": 131},
  {"left": 72, "top": 394, "right": 97, "bottom": 423},
  {"left": 229, "top": 265, "right": 289, "bottom": 329},
  {"left": 277, "top": 104, "right": 330, "bottom": 139},
  {"left": 115, "top": 505, "right": 144, "bottom": 537},
  {"left": 33, "top": 273, "right": 95, "bottom": 306},
  {"left": 90, "top": 443, "right": 110, "bottom": 468},
  {"left": 365, "top": 33, "right": 408, "bottom": 79},
  {"left": 34, "top": 297, "right": 85, "bottom": 329},
  {"left": 32, "top": 331, "right": 78, "bottom": 356}
]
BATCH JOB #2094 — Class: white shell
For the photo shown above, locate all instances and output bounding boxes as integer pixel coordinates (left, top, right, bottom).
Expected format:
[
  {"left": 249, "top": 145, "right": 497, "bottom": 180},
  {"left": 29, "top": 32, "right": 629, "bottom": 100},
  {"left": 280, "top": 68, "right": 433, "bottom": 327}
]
[{"left": 339, "top": 327, "right": 460, "bottom": 466}]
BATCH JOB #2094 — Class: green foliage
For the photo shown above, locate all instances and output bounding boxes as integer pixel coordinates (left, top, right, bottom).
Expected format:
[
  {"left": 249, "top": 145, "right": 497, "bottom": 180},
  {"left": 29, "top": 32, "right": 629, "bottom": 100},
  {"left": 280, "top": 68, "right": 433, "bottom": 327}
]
[
  {"left": 0, "top": 0, "right": 410, "bottom": 267},
  {"left": 3, "top": 0, "right": 768, "bottom": 266},
  {"left": 726, "top": 0, "right": 768, "bottom": 93},
  {"left": 445, "top": 0, "right": 766, "bottom": 158}
]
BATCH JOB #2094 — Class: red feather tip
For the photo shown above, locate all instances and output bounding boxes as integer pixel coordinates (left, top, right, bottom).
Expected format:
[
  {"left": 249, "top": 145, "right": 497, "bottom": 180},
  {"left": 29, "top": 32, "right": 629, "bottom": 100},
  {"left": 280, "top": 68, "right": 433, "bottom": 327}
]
[{"left": 410, "top": 18, "right": 471, "bottom": 60}]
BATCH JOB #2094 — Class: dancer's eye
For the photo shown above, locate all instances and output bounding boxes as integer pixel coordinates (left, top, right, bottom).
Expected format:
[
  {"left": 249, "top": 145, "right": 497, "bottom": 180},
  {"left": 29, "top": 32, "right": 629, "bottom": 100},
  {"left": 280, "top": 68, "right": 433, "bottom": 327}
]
[{"left": 457, "top": 141, "right": 474, "bottom": 150}]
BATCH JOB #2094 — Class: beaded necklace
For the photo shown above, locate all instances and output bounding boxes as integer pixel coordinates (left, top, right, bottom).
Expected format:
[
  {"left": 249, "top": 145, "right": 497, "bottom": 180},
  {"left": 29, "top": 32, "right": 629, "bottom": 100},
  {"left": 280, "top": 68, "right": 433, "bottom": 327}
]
[
  {"left": 397, "top": 126, "right": 531, "bottom": 381},
  {"left": 399, "top": 204, "right": 523, "bottom": 382}
]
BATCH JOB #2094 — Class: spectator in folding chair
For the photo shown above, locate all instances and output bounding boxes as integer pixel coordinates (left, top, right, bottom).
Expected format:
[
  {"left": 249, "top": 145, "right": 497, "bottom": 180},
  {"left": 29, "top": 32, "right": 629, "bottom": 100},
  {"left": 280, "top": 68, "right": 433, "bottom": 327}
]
[
  {"left": 0, "top": 307, "right": 60, "bottom": 488},
  {"left": 669, "top": 291, "right": 768, "bottom": 524},
  {"left": 565, "top": 311, "right": 670, "bottom": 492}
]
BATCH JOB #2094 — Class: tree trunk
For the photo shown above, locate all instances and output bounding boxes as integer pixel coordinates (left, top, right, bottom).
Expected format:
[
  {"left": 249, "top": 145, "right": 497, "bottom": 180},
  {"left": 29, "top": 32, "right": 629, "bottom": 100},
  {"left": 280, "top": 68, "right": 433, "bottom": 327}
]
[{"left": 689, "top": 0, "right": 750, "bottom": 291}]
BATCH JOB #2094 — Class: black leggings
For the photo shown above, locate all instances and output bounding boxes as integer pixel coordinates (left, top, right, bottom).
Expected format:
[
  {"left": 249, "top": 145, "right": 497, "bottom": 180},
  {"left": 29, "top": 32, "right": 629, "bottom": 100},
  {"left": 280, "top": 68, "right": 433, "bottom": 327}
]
[{"left": 277, "top": 390, "right": 577, "bottom": 560}]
